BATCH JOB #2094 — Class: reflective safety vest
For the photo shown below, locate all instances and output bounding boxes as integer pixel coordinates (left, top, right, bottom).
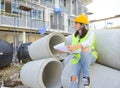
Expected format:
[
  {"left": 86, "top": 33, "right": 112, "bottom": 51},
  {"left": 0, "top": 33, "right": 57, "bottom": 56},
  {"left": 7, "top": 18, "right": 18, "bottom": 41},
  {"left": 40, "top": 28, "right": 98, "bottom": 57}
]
[{"left": 72, "top": 30, "right": 98, "bottom": 64}]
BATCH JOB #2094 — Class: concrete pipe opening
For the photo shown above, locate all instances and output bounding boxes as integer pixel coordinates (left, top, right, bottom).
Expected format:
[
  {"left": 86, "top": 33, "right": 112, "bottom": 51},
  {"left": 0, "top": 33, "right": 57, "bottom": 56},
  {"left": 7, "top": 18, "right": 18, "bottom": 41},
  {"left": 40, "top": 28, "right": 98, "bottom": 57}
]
[
  {"left": 43, "top": 61, "right": 62, "bottom": 88},
  {"left": 49, "top": 35, "right": 65, "bottom": 55},
  {"left": 28, "top": 32, "right": 67, "bottom": 60},
  {"left": 20, "top": 58, "right": 63, "bottom": 88}
]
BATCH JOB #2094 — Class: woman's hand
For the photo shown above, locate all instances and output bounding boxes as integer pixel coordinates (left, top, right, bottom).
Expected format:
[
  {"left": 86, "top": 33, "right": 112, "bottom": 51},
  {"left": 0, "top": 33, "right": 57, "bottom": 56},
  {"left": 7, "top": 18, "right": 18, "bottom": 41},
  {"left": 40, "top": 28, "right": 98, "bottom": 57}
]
[
  {"left": 82, "top": 47, "right": 90, "bottom": 52},
  {"left": 67, "top": 44, "right": 83, "bottom": 52},
  {"left": 67, "top": 45, "right": 76, "bottom": 52}
]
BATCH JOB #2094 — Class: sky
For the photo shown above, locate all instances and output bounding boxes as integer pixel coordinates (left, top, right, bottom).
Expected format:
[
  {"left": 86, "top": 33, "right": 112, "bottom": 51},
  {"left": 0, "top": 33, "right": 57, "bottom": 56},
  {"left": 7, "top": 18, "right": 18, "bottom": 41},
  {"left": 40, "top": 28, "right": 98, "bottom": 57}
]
[{"left": 87, "top": 0, "right": 120, "bottom": 21}]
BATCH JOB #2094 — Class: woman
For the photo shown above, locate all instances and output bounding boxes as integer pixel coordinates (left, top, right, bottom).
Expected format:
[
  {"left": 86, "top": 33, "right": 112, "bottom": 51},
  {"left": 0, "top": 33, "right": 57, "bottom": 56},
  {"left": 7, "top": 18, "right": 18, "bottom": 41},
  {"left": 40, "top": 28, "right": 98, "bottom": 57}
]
[{"left": 65, "top": 14, "right": 98, "bottom": 88}]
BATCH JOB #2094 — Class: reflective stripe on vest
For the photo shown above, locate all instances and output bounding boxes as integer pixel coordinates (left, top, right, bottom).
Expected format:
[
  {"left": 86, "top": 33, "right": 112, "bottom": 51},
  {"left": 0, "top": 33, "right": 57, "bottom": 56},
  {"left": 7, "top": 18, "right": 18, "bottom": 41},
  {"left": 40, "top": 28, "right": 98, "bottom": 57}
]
[{"left": 72, "top": 30, "right": 98, "bottom": 64}]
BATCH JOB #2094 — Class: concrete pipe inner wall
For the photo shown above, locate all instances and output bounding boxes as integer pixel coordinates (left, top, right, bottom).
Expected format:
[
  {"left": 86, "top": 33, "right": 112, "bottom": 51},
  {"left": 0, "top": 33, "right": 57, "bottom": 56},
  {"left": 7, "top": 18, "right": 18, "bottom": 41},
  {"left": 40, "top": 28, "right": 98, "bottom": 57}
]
[
  {"left": 43, "top": 61, "right": 62, "bottom": 88},
  {"left": 28, "top": 32, "right": 67, "bottom": 60},
  {"left": 20, "top": 58, "right": 63, "bottom": 88},
  {"left": 49, "top": 35, "right": 64, "bottom": 55}
]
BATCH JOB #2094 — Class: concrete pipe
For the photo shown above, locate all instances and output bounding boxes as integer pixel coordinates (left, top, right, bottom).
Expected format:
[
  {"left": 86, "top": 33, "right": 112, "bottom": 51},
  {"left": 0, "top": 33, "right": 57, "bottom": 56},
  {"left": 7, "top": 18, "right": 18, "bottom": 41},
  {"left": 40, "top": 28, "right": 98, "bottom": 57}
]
[
  {"left": 65, "top": 35, "right": 72, "bottom": 45},
  {"left": 61, "top": 60, "right": 120, "bottom": 88},
  {"left": 28, "top": 32, "right": 67, "bottom": 60},
  {"left": 66, "top": 29, "right": 120, "bottom": 70},
  {"left": 90, "top": 63, "right": 120, "bottom": 88},
  {"left": 20, "top": 58, "right": 63, "bottom": 88},
  {"left": 94, "top": 29, "right": 120, "bottom": 70}
]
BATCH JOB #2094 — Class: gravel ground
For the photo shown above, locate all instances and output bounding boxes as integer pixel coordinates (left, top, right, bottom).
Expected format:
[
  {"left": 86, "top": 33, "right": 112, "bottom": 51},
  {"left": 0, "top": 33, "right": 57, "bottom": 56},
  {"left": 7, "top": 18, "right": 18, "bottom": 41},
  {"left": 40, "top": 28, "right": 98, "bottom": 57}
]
[{"left": 0, "top": 63, "right": 26, "bottom": 88}]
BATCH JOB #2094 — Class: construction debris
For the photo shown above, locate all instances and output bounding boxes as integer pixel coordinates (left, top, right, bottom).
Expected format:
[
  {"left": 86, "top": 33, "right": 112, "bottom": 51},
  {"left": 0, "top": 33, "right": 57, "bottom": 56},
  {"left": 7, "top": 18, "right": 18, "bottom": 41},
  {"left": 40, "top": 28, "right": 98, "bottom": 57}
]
[{"left": 0, "top": 64, "right": 23, "bottom": 88}]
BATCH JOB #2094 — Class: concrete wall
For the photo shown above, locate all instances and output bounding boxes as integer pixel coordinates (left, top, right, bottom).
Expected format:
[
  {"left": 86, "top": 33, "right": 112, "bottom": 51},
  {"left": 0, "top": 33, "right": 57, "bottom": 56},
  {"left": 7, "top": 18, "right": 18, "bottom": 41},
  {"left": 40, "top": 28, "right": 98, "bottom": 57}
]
[{"left": 0, "top": 32, "right": 14, "bottom": 43}]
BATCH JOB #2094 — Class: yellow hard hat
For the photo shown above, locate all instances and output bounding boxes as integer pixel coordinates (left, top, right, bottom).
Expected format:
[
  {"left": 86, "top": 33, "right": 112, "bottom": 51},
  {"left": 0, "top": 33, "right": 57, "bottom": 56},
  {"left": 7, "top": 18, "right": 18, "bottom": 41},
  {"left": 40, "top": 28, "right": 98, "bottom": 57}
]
[{"left": 73, "top": 14, "right": 89, "bottom": 24}]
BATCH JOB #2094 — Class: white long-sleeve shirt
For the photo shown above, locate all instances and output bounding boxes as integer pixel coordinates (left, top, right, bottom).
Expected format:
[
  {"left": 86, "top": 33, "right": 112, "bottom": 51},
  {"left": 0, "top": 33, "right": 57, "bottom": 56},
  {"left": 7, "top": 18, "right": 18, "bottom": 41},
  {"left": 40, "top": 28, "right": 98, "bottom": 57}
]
[{"left": 81, "top": 30, "right": 95, "bottom": 48}]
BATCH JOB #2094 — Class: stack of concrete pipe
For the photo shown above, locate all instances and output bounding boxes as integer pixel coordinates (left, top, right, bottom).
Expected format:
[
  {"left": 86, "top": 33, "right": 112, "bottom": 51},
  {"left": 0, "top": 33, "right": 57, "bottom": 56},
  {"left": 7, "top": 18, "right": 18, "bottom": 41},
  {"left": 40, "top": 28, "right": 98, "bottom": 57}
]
[
  {"left": 62, "top": 29, "right": 120, "bottom": 88},
  {"left": 21, "top": 29, "right": 120, "bottom": 88},
  {"left": 20, "top": 32, "right": 67, "bottom": 88}
]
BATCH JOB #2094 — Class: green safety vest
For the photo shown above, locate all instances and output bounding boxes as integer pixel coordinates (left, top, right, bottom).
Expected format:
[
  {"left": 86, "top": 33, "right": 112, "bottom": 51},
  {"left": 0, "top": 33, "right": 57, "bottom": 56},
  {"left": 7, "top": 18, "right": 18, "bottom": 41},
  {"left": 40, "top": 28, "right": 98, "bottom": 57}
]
[{"left": 72, "top": 30, "right": 98, "bottom": 64}]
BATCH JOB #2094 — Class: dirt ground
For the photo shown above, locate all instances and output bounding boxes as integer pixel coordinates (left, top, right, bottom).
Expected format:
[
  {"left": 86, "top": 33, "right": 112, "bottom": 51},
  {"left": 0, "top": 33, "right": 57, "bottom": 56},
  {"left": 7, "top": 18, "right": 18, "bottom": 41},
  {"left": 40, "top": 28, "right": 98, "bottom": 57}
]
[{"left": 0, "top": 63, "right": 28, "bottom": 88}]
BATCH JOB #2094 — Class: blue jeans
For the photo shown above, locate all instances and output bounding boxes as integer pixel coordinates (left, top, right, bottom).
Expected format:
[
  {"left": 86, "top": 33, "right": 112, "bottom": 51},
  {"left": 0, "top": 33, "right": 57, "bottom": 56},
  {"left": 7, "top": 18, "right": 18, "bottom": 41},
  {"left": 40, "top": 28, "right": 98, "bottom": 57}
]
[{"left": 70, "top": 51, "right": 96, "bottom": 88}]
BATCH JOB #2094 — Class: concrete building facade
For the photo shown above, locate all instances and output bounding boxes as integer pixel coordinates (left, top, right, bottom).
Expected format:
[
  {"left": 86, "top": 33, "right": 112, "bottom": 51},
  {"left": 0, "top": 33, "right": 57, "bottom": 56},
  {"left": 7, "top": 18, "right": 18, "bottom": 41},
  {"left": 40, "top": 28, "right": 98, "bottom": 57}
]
[{"left": 0, "top": 0, "right": 92, "bottom": 44}]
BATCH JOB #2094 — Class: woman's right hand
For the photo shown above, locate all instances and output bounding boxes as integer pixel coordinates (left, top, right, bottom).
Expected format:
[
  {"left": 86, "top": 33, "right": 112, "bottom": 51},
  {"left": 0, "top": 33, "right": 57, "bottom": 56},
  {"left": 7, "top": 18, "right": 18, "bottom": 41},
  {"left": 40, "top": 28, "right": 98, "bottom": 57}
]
[
  {"left": 67, "top": 45, "right": 76, "bottom": 52},
  {"left": 82, "top": 47, "right": 90, "bottom": 52}
]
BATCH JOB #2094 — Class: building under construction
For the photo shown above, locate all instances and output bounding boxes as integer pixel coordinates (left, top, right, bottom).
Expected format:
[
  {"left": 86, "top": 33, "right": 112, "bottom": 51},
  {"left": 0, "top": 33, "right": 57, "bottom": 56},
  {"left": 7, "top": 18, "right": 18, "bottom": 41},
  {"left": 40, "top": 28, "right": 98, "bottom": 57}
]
[{"left": 0, "top": 0, "right": 92, "bottom": 44}]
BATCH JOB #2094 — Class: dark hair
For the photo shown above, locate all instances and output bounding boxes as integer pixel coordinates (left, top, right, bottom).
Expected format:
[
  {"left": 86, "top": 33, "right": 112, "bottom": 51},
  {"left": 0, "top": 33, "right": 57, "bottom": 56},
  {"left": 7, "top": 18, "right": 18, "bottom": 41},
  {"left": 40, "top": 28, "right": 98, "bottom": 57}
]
[{"left": 74, "top": 23, "right": 88, "bottom": 42}]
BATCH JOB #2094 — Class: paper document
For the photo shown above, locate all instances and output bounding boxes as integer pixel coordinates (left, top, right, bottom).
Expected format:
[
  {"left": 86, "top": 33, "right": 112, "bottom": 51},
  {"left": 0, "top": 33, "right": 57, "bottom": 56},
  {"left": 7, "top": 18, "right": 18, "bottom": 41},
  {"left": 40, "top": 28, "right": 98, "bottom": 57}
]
[
  {"left": 53, "top": 42, "right": 80, "bottom": 54},
  {"left": 53, "top": 42, "right": 70, "bottom": 53}
]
